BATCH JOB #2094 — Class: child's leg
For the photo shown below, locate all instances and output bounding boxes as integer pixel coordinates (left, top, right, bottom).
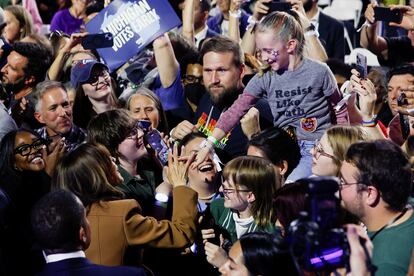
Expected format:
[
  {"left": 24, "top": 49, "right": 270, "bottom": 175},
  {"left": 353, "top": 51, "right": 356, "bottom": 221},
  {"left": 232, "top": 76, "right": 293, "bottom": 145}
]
[{"left": 285, "top": 140, "right": 314, "bottom": 183}]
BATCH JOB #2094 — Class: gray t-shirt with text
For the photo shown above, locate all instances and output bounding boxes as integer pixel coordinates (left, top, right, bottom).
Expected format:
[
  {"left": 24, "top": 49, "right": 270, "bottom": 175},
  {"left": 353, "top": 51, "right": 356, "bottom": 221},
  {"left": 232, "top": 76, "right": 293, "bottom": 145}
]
[{"left": 245, "top": 58, "right": 337, "bottom": 140}]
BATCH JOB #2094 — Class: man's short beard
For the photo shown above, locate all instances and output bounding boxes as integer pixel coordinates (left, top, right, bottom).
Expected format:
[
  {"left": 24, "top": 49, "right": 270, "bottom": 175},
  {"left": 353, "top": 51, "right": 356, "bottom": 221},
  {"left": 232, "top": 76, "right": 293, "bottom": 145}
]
[
  {"left": 303, "top": 0, "right": 314, "bottom": 12},
  {"left": 207, "top": 84, "right": 241, "bottom": 109},
  {"left": 3, "top": 76, "right": 27, "bottom": 95}
]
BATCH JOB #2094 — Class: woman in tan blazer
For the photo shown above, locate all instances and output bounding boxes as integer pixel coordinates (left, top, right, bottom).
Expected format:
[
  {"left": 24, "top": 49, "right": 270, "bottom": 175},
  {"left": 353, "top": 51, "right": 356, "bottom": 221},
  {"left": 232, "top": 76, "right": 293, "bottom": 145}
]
[{"left": 52, "top": 143, "right": 198, "bottom": 267}]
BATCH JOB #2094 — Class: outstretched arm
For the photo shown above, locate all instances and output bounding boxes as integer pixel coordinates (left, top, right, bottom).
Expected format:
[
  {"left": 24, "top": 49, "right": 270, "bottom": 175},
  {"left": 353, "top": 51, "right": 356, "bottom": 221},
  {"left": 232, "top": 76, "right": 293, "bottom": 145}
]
[
  {"left": 153, "top": 33, "right": 179, "bottom": 88},
  {"left": 360, "top": 3, "right": 388, "bottom": 59}
]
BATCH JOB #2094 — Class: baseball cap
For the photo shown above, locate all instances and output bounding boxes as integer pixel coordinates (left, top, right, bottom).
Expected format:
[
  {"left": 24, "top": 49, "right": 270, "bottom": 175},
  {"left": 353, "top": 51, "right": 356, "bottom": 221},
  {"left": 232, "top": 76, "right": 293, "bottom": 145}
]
[{"left": 70, "top": 59, "right": 108, "bottom": 88}]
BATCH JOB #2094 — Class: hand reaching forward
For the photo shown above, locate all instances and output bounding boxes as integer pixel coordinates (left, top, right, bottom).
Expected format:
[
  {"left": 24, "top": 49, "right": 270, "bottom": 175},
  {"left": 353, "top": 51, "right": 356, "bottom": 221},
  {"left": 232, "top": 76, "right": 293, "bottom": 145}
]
[{"left": 166, "top": 143, "right": 195, "bottom": 187}]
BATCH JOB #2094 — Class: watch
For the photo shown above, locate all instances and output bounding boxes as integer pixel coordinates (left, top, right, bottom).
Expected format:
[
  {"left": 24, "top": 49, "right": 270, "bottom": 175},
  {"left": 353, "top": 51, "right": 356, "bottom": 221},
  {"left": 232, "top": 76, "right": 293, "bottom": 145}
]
[{"left": 305, "top": 23, "right": 316, "bottom": 32}]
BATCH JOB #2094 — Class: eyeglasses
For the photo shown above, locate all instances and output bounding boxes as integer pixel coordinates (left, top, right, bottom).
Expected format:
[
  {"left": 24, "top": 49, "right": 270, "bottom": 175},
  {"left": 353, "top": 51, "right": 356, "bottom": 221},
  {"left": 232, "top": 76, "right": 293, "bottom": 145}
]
[
  {"left": 14, "top": 138, "right": 45, "bottom": 156},
  {"left": 313, "top": 139, "right": 338, "bottom": 161},
  {"left": 87, "top": 70, "right": 110, "bottom": 87},
  {"left": 184, "top": 75, "right": 202, "bottom": 84},
  {"left": 126, "top": 127, "right": 143, "bottom": 140},
  {"left": 338, "top": 174, "right": 362, "bottom": 190},
  {"left": 222, "top": 188, "right": 250, "bottom": 195},
  {"left": 48, "top": 30, "right": 69, "bottom": 41}
]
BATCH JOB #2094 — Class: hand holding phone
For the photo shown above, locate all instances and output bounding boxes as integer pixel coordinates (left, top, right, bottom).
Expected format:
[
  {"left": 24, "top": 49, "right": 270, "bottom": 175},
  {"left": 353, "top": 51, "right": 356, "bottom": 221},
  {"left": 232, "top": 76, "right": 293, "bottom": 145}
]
[
  {"left": 145, "top": 129, "right": 169, "bottom": 166},
  {"left": 81, "top": 32, "right": 114, "bottom": 50}
]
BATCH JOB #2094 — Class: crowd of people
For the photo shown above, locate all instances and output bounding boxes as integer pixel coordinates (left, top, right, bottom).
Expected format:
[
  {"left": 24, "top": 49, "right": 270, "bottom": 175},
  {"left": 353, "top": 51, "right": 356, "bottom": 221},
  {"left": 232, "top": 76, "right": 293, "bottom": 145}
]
[{"left": 0, "top": 0, "right": 414, "bottom": 275}]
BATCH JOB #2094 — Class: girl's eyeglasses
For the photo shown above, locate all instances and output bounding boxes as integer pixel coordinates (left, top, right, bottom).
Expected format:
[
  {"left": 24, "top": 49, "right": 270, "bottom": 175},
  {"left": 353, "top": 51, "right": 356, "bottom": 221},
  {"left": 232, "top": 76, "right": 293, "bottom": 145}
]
[
  {"left": 313, "top": 139, "right": 338, "bottom": 161},
  {"left": 14, "top": 138, "right": 46, "bottom": 156}
]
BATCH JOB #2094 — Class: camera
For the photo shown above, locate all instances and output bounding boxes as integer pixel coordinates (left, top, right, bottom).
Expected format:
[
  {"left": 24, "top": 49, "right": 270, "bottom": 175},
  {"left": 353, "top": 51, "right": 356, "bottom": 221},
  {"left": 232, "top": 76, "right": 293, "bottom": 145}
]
[{"left": 287, "top": 177, "right": 350, "bottom": 272}]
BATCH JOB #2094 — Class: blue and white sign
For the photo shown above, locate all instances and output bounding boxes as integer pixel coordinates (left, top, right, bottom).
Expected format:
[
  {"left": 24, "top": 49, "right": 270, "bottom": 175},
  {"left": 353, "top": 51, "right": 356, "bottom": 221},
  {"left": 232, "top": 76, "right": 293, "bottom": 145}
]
[{"left": 86, "top": 0, "right": 181, "bottom": 71}]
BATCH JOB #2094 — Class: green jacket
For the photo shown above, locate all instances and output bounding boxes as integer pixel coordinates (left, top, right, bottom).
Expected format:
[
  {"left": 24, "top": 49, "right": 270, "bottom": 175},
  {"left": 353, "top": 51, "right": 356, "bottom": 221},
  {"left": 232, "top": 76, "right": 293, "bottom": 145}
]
[
  {"left": 116, "top": 165, "right": 156, "bottom": 215},
  {"left": 209, "top": 198, "right": 277, "bottom": 243}
]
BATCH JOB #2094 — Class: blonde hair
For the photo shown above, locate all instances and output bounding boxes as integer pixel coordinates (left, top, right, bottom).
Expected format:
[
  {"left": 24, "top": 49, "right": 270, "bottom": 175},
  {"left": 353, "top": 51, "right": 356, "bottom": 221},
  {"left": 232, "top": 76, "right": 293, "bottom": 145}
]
[
  {"left": 326, "top": 125, "right": 367, "bottom": 171},
  {"left": 5, "top": 5, "right": 34, "bottom": 41},
  {"left": 256, "top": 11, "right": 305, "bottom": 58},
  {"left": 223, "top": 156, "right": 279, "bottom": 228}
]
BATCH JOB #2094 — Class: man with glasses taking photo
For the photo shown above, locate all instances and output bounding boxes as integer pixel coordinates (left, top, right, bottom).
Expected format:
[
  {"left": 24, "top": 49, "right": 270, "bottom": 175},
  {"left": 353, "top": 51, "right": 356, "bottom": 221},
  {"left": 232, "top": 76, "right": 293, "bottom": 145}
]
[{"left": 339, "top": 139, "right": 414, "bottom": 276}]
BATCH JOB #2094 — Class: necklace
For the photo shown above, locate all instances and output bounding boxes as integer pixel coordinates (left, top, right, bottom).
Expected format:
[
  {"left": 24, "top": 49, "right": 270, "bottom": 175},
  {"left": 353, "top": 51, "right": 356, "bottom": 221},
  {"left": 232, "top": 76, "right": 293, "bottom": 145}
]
[{"left": 370, "top": 207, "right": 409, "bottom": 241}]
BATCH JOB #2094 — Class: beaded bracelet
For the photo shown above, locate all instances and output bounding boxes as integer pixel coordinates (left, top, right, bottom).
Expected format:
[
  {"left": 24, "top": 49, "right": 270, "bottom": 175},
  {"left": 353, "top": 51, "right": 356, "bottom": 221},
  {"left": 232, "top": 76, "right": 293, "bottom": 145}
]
[{"left": 229, "top": 9, "right": 242, "bottom": 18}]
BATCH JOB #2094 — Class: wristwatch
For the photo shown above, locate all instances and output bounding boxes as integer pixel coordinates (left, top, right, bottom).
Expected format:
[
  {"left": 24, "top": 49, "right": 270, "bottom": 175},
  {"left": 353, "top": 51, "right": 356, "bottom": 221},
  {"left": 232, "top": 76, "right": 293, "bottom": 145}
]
[{"left": 304, "top": 23, "right": 319, "bottom": 37}]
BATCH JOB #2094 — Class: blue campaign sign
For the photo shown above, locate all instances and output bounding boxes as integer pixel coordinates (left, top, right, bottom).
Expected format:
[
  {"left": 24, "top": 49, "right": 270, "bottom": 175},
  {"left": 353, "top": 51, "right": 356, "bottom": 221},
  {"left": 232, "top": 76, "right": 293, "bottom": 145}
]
[{"left": 86, "top": 0, "right": 181, "bottom": 72}]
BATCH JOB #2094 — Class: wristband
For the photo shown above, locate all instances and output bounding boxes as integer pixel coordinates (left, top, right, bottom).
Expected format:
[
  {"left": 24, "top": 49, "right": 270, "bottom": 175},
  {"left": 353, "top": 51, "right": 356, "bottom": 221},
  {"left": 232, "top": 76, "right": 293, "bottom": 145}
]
[
  {"left": 304, "top": 23, "right": 315, "bottom": 32},
  {"left": 199, "top": 138, "right": 214, "bottom": 151},
  {"left": 304, "top": 30, "right": 319, "bottom": 37},
  {"left": 362, "top": 115, "right": 377, "bottom": 127},
  {"left": 229, "top": 9, "right": 242, "bottom": 18},
  {"left": 207, "top": 135, "right": 220, "bottom": 147}
]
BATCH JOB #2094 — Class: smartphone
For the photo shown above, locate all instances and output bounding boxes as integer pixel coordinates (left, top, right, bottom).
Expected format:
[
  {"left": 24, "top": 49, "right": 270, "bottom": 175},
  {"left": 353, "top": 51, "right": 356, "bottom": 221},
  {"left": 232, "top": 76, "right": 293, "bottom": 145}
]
[
  {"left": 136, "top": 120, "right": 151, "bottom": 132},
  {"left": 145, "top": 129, "right": 169, "bottom": 166},
  {"left": 268, "top": 0, "right": 292, "bottom": 12},
  {"left": 374, "top": 7, "right": 403, "bottom": 23},
  {"left": 81, "top": 32, "right": 114, "bottom": 50},
  {"left": 356, "top": 53, "right": 368, "bottom": 80}
]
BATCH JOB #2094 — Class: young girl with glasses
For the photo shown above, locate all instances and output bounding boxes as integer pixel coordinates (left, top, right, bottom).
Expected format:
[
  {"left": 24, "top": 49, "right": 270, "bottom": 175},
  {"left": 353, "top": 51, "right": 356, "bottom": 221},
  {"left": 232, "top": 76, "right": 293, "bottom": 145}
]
[
  {"left": 202, "top": 155, "right": 280, "bottom": 268},
  {"left": 195, "top": 11, "right": 348, "bottom": 181}
]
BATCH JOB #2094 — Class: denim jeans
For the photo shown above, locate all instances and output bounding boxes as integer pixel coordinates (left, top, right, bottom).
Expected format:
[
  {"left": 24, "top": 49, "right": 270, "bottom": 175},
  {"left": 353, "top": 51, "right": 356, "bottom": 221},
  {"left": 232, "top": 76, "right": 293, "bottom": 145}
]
[{"left": 286, "top": 139, "right": 315, "bottom": 183}]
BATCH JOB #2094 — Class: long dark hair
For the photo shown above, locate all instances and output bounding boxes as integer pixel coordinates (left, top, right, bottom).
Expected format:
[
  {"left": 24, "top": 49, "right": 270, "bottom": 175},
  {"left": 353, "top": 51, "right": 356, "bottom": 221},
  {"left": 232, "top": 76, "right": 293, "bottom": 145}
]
[{"left": 52, "top": 143, "right": 124, "bottom": 208}]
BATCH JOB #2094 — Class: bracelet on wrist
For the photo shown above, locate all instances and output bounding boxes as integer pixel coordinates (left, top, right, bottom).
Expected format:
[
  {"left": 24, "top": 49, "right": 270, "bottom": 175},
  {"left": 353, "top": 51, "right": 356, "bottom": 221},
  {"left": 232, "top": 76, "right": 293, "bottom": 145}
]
[
  {"left": 305, "top": 30, "right": 319, "bottom": 37},
  {"left": 362, "top": 115, "right": 377, "bottom": 127},
  {"left": 207, "top": 136, "right": 220, "bottom": 147},
  {"left": 229, "top": 9, "right": 242, "bottom": 18},
  {"left": 199, "top": 138, "right": 214, "bottom": 151}
]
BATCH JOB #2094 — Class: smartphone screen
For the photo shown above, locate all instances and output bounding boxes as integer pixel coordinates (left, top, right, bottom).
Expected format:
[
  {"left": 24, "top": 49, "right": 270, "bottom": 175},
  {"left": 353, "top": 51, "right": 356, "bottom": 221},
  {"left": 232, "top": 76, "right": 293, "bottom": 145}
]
[
  {"left": 145, "top": 129, "right": 169, "bottom": 166},
  {"left": 268, "top": 1, "right": 292, "bottom": 12},
  {"left": 356, "top": 53, "right": 367, "bottom": 80},
  {"left": 81, "top": 33, "right": 114, "bottom": 50},
  {"left": 374, "top": 7, "right": 403, "bottom": 23}
]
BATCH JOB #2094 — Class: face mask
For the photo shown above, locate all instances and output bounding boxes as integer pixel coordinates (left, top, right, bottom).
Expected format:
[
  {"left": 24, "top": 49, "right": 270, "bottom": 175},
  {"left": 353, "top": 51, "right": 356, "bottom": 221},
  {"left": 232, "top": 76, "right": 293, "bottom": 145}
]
[{"left": 185, "top": 83, "right": 206, "bottom": 105}]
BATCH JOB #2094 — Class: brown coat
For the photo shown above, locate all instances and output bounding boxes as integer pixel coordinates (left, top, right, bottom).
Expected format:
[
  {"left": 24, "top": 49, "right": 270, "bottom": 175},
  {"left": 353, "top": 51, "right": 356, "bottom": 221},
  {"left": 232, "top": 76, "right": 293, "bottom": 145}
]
[{"left": 85, "top": 186, "right": 198, "bottom": 266}]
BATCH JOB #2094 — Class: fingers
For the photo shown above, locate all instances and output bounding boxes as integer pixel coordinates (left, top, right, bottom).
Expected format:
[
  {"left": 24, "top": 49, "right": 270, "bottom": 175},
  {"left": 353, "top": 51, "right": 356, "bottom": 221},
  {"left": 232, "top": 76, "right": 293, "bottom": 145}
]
[
  {"left": 41, "top": 145, "right": 47, "bottom": 159},
  {"left": 201, "top": 228, "right": 215, "bottom": 241},
  {"left": 184, "top": 152, "right": 196, "bottom": 169},
  {"left": 172, "top": 121, "right": 196, "bottom": 140},
  {"left": 192, "top": 147, "right": 209, "bottom": 169},
  {"left": 365, "top": 3, "right": 377, "bottom": 24},
  {"left": 51, "top": 137, "right": 66, "bottom": 154}
]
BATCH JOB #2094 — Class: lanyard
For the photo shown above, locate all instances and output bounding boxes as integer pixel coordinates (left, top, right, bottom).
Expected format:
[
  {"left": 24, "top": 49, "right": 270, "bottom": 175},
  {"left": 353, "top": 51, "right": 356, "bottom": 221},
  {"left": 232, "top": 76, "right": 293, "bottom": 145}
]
[{"left": 370, "top": 207, "right": 408, "bottom": 241}]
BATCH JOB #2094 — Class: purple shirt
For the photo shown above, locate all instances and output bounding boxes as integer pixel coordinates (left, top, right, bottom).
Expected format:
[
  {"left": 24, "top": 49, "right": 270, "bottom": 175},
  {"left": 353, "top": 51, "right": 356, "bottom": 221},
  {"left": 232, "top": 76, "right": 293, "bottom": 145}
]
[{"left": 50, "top": 9, "right": 83, "bottom": 35}]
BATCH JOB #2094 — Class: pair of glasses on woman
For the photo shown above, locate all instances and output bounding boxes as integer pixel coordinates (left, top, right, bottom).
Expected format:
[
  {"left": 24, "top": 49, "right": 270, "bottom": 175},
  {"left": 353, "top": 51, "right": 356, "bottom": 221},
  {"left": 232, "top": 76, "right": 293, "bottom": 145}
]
[
  {"left": 48, "top": 30, "right": 69, "bottom": 41},
  {"left": 87, "top": 70, "right": 110, "bottom": 87},
  {"left": 313, "top": 139, "right": 339, "bottom": 161},
  {"left": 14, "top": 138, "right": 46, "bottom": 157},
  {"left": 126, "top": 126, "right": 144, "bottom": 140},
  {"left": 222, "top": 188, "right": 250, "bottom": 195}
]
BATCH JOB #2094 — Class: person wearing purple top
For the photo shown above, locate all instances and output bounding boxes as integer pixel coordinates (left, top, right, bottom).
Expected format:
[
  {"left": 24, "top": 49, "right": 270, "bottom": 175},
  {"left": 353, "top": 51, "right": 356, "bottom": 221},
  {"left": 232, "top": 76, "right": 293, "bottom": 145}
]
[{"left": 50, "top": 0, "right": 90, "bottom": 35}]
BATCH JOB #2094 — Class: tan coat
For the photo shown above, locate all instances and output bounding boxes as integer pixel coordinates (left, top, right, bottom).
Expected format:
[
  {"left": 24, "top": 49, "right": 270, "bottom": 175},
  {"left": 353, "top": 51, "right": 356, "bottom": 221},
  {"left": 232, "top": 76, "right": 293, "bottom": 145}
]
[{"left": 85, "top": 186, "right": 198, "bottom": 266}]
